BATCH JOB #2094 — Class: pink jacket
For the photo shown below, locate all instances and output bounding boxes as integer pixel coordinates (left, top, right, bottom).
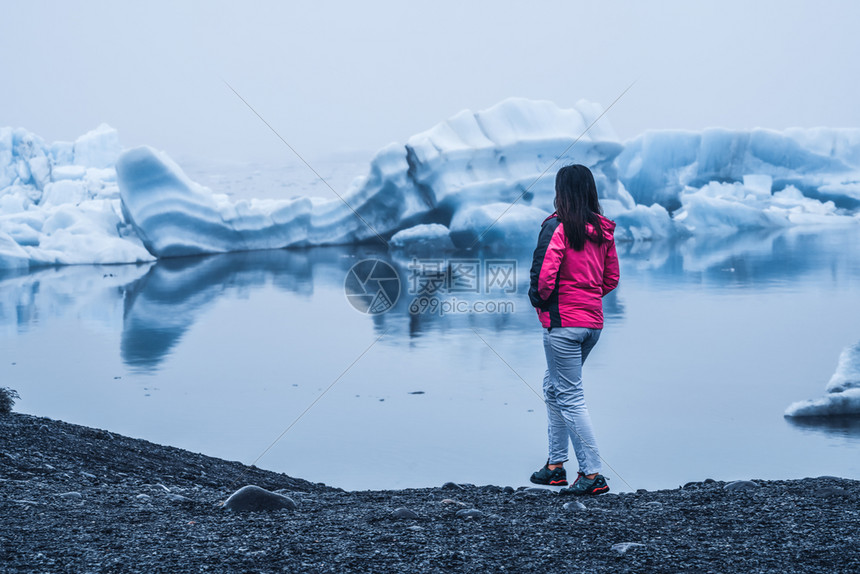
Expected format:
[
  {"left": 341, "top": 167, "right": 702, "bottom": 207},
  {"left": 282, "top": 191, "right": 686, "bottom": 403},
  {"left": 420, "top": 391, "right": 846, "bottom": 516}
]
[{"left": 528, "top": 213, "right": 620, "bottom": 329}]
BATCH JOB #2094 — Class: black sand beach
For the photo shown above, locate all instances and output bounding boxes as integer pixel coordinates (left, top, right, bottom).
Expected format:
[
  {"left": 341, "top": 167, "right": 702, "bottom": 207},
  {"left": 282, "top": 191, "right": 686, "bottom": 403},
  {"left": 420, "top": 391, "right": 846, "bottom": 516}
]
[{"left": 2, "top": 411, "right": 858, "bottom": 573}]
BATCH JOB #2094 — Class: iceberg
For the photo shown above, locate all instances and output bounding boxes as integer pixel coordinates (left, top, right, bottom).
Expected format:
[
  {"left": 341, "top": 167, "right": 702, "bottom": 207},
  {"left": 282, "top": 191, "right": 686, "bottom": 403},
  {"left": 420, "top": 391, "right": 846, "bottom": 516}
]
[
  {"left": 0, "top": 124, "right": 153, "bottom": 269},
  {"left": 447, "top": 202, "right": 548, "bottom": 248},
  {"left": 115, "top": 98, "right": 628, "bottom": 256},
  {"left": 617, "top": 128, "right": 860, "bottom": 211},
  {"left": 603, "top": 200, "right": 675, "bottom": 242},
  {"left": 403, "top": 98, "right": 632, "bottom": 215},
  {"left": 114, "top": 100, "right": 860, "bottom": 257},
  {"left": 785, "top": 341, "right": 860, "bottom": 417},
  {"left": 117, "top": 146, "right": 315, "bottom": 257},
  {"left": 115, "top": 142, "right": 437, "bottom": 256},
  {"left": 673, "top": 180, "right": 856, "bottom": 235},
  {"left": 3, "top": 98, "right": 860, "bottom": 268}
]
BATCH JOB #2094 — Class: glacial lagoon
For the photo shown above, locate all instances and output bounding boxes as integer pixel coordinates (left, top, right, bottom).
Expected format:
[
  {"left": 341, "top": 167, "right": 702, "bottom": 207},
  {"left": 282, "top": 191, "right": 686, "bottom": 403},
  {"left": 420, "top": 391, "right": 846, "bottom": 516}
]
[{"left": 2, "top": 226, "right": 859, "bottom": 492}]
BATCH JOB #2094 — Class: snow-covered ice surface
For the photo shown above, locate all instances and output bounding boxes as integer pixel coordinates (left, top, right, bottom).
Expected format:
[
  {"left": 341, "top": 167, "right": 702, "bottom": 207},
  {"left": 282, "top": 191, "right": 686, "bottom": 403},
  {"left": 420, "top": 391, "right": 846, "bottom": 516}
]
[
  {"left": 4, "top": 98, "right": 860, "bottom": 268},
  {"left": 117, "top": 147, "right": 323, "bottom": 257},
  {"left": 115, "top": 98, "right": 627, "bottom": 256},
  {"left": 617, "top": 128, "right": 860, "bottom": 211},
  {"left": 0, "top": 124, "right": 152, "bottom": 269},
  {"left": 786, "top": 341, "right": 860, "bottom": 417}
]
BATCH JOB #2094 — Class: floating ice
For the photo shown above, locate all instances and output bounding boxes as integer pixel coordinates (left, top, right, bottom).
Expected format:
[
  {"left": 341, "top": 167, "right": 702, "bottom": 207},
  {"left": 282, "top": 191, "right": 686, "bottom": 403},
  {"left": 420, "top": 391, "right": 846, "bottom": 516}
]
[
  {"left": 0, "top": 124, "right": 153, "bottom": 269},
  {"left": 784, "top": 389, "right": 860, "bottom": 417},
  {"left": 404, "top": 98, "right": 631, "bottom": 214},
  {"left": 117, "top": 146, "right": 315, "bottom": 257},
  {"left": 116, "top": 98, "right": 628, "bottom": 256},
  {"left": 603, "top": 200, "right": 675, "bottom": 241},
  {"left": 390, "top": 223, "right": 455, "bottom": 254},
  {"left": 116, "top": 100, "right": 859, "bottom": 257},
  {"left": 4, "top": 99, "right": 860, "bottom": 268},
  {"left": 673, "top": 181, "right": 855, "bottom": 235},
  {"left": 825, "top": 341, "right": 860, "bottom": 394},
  {"left": 617, "top": 128, "right": 860, "bottom": 211},
  {"left": 785, "top": 341, "right": 860, "bottom": 417}
]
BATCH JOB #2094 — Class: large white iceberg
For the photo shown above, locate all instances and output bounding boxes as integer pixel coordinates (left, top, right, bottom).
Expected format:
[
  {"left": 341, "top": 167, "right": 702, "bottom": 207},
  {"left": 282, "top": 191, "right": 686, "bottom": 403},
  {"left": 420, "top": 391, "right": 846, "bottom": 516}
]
[
  {"left": 785, "top": 341, "right": 860, "bottom": 417},
  {"left": 116, "top": 98, "right": 629, "bottom": 256},
  {"left": 403, "top": 98, "right": 632, "bottom": 214},
  {"left": 3, "top": 98, "right": 860, "bottom": 268}
]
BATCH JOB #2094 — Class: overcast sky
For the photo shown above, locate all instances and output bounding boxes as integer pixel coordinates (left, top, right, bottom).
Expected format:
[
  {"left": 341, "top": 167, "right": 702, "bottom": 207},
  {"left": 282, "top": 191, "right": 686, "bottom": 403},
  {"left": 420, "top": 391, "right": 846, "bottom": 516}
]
[{"left": 2, "top": 1, "right": 858, "bottom": 164}]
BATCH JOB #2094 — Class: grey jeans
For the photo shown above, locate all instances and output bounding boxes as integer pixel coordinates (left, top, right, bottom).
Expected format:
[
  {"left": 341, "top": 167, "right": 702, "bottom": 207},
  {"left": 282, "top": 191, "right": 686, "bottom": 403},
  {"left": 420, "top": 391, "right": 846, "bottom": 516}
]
[{"left": 542, "top": 326, "right": 602, "bottom": 475}]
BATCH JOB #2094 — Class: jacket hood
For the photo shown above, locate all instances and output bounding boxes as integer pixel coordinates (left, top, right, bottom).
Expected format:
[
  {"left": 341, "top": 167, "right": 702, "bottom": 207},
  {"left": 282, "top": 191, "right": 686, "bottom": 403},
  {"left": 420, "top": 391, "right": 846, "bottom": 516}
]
[
  {"left": 586, "top": 215, "right": 616, "bottom": 240},
  {"left": 544, "top": 212, "right": 616, "bottom": 240},
  {"left": 596, "top": 215, "right": 616, "bottom": 239}
]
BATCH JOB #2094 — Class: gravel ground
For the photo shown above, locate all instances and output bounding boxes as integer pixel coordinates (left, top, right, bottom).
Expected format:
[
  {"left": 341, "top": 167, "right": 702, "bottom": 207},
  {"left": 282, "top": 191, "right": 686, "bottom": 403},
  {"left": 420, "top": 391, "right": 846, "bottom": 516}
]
[{"left": 1, "top": 412, "right": 859, "bottom": 573}]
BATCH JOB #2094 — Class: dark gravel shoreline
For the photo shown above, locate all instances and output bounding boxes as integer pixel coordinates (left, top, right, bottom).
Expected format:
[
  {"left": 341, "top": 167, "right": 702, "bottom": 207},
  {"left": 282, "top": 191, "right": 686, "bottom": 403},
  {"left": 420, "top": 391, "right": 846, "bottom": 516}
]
[{"left": 2, "top": 412, "right": 859, "bottom": 573}]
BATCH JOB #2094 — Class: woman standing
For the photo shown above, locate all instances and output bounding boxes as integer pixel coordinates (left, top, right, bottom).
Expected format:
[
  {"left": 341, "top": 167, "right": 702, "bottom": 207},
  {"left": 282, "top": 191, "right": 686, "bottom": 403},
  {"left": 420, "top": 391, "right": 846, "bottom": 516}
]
[{"left": 527, "top": 164, "right": 619, "bottom": 495}]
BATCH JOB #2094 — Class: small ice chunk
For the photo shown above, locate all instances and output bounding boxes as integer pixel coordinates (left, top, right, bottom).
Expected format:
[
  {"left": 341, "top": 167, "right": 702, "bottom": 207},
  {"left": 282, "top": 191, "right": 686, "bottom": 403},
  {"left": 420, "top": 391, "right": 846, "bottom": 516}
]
[
  {"left": 785, "top": 340, "right": 860, "bottom": 417},
  {"left": 390, "top": 223, "right": 454, "bottom": 252}
]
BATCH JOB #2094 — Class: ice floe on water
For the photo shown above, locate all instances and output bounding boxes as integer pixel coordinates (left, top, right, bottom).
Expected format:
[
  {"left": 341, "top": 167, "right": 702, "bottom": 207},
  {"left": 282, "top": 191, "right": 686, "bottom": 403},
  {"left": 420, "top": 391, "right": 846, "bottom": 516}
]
[
  {"left": 674, "top": 177, "right": 857, "bottom": 235},
  {"left": 115, "top": 98, "right": 624, "bottom": 256},
  {"left": 3, "top": 98, "right": 860, "bottom": 269},
  {"left": 390, "top": 223, "right": 455, "bottom": 255},
  {"left": 617, "top": 128, "right": 860, "bottom": 211},
  {"left": 786, "top": 341, "right": 860, "bottom": 417},
  {"left": 0, "top": 124, "right": 152, "bottom": 269}
]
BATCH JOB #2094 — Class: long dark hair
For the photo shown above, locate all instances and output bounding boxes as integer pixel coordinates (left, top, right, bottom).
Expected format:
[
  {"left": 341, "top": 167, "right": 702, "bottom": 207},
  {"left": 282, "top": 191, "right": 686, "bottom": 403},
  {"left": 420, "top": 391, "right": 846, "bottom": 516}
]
[{"left": 554, "top": 164, "right": 605, "bottom": 251}]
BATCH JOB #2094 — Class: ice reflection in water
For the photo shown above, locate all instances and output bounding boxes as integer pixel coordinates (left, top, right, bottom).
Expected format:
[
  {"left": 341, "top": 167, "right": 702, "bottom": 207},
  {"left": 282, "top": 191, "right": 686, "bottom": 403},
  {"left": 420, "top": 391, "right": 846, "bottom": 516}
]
[{"left": 1, "top": 226, "right": 859, "bottom": 490}]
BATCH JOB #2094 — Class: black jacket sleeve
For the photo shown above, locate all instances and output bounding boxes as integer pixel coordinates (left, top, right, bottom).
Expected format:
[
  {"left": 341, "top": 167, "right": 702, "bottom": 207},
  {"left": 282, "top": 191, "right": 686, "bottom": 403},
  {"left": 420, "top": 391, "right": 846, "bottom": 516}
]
[{"left": 528, "top": 217, "right": 560, "bottom": 309}]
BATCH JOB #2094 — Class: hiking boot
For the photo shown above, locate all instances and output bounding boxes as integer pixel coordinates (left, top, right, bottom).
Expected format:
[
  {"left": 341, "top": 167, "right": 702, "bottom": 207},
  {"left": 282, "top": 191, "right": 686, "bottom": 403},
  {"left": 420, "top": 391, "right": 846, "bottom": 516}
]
[
  {"left": 560, "top": 473, "right": 609, "bottom": 495},
  {"left": 530, "top": 463, "right": 568, "bottom": 486}
]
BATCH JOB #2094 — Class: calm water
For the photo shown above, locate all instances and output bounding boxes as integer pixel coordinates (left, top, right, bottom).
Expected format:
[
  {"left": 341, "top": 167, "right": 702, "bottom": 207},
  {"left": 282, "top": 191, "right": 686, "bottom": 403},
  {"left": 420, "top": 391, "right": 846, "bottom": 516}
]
[{"left": 2, "top": 226, "right": 859, "bottom": 492}]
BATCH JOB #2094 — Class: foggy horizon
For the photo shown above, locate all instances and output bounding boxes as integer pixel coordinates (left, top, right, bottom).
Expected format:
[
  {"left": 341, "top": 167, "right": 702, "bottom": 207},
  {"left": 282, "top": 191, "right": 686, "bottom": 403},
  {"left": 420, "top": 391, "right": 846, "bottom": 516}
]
[{"left": 3, "top": 1, "right": 859, "bottom": 164}]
